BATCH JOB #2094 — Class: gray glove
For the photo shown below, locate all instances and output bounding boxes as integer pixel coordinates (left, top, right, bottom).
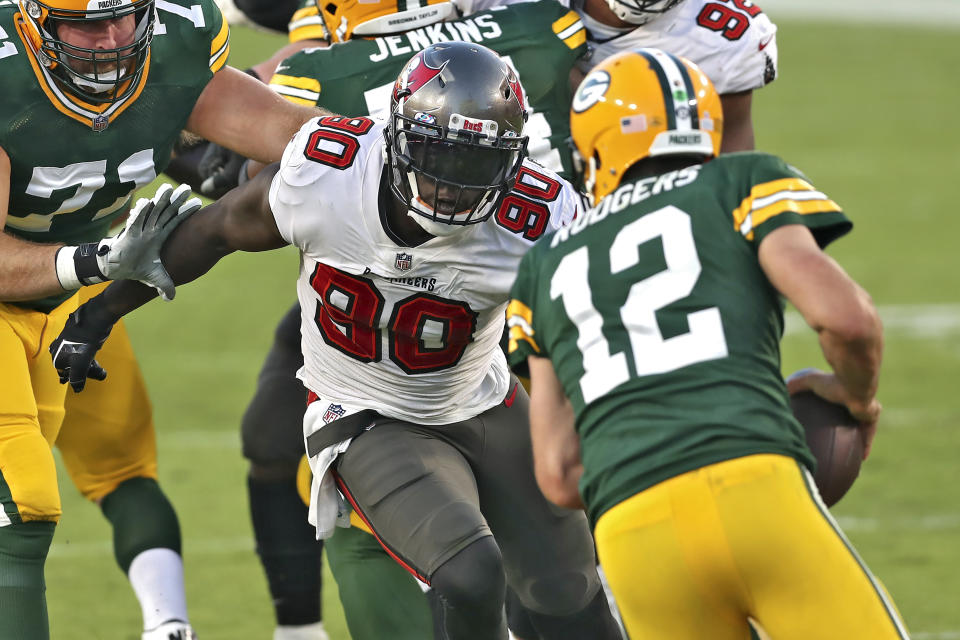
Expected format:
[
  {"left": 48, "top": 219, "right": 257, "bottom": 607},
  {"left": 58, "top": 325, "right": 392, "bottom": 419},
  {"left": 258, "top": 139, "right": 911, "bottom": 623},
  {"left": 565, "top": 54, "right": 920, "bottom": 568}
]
[{"left": 55, "top": 183, "right": 201, "bottom": 300}]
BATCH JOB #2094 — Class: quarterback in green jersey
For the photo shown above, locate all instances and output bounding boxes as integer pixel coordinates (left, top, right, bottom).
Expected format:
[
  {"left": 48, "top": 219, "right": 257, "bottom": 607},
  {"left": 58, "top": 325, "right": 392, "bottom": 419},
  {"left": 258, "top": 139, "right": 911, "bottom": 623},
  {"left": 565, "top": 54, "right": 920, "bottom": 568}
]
[
  {"left": 507, "top": 48, "right": 909, "bottom": 640},
  {"left": 0, "top": 0, "right": 321, "bottom": 637}
]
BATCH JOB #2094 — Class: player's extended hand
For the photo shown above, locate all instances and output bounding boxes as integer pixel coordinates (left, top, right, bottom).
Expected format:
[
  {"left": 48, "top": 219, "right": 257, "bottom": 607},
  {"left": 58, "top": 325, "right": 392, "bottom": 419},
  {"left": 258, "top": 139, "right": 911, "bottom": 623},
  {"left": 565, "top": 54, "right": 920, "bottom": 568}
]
[
  {"left": 49, "top": 302, "right": 115, "bottom": 393},
  {"left": 786, "top": 367, "right": 882, "bottom": 459},
  {"left": 97, "top": 183, "right": 201, "bottom": 301},
  {"left": 198, "top": 141, "right": 248, "bottom": 199}
]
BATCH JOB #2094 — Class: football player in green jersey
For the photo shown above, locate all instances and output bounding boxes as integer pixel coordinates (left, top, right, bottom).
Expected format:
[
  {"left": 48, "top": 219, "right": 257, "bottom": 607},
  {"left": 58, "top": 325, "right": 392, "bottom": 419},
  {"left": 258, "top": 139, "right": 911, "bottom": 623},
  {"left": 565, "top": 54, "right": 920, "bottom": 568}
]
[
  {"left": 507, "top": 47, "right": 909, "bottom": 640},
  {"left": 0, "top": 0, "right": 323, "bottom": 638}
]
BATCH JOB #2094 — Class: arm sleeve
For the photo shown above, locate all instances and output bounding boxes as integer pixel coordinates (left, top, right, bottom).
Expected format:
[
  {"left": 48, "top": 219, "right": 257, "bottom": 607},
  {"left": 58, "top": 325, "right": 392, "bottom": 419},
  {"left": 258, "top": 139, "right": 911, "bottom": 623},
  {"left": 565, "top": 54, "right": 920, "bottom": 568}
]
[
  {"left": 732, "top": 154, "right": 852, "bottom": 249},
  {"left": 207, "top": 0, "right": 231, "bottom": 72}
]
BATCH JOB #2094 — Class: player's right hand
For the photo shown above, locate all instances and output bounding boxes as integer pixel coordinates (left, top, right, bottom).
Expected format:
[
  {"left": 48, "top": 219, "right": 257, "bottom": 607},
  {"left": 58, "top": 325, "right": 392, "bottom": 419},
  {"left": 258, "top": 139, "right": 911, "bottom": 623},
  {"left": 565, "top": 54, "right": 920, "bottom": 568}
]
[
  {"left": 198, "top": 142, "right": 248, "bottom": 199},
  {"left": 786, "top": 368, "right": 881, "bottom": 458},
  {"left": 49, "top": 303, "right": 115, "bottom": 393}
]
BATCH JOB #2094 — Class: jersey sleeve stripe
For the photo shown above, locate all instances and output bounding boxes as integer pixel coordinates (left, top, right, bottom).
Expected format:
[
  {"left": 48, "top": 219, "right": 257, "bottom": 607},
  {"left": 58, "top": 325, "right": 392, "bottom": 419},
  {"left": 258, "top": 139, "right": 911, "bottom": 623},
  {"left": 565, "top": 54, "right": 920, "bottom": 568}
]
[
  {"left": 732, "top": 177, "right": 818, "bottom": 231},
  {"left": 289, "top": 6, "right": 328, "bottom": 42},
  {"left": 739, "top": 199, "right": 843, "bottom": 240},
  {"left": 552, "top": 11, "right": 586, "bottom": 49},
  {"left": 209, "top": 20, "right": 230, "bottom": 71},
  {"left": 270, "top": 74, "right": 321, "bottom": 105},
  {"left": 209, "top": 9, "right": 230, "bottom": 56},
  {"left": 506, "top": 299, "right": 541, "bottom": 354}
]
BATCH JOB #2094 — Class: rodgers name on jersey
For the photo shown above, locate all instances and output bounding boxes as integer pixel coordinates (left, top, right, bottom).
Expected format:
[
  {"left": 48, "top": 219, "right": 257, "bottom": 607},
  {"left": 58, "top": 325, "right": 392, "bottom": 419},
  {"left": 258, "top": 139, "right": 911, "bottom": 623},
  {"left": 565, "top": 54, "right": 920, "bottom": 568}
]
[{"left": 270, "top": 116, "right": 579, "bottom": 425}]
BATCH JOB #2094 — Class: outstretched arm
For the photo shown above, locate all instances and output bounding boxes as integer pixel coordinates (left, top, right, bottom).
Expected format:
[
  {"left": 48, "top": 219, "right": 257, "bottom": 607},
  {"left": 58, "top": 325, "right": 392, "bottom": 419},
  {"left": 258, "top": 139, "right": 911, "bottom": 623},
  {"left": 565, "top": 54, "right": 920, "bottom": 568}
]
[
  {"left": 50, "top": 164, "right": 287, "bottom": 391},
  {"left": 758, "top": 224, "right": 883, "bottom": 456}
]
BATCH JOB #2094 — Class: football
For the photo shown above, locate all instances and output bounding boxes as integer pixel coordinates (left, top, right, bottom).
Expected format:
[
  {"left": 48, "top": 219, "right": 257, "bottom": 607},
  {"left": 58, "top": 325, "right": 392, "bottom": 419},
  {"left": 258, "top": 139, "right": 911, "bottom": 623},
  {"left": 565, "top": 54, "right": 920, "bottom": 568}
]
[{"left": 789, "top": 390, "right": 865, "bottom": 507}]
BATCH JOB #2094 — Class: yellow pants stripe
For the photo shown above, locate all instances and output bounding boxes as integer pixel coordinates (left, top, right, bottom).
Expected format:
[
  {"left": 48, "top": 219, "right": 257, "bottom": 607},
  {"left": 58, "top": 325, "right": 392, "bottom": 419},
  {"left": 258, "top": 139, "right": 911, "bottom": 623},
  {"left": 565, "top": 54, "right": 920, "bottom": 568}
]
[{"left": 797, "top": 466, "right": 910, "bottom": 639}]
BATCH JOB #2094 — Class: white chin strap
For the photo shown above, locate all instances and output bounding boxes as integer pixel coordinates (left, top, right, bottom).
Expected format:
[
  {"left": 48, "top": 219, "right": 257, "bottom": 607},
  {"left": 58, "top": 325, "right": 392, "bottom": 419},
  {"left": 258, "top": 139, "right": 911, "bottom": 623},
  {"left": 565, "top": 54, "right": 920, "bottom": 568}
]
[
  {"left": 71, "top": 68, "right": 123, "bottom": 93},
  {"left": 407, "top": 210, "right": 471, "bottom": 237}
]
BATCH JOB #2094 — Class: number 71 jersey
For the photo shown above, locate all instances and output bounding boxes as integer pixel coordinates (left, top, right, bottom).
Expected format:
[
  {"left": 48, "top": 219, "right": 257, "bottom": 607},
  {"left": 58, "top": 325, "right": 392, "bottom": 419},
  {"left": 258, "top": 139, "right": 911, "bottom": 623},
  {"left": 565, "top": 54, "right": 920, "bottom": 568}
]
[{"left": 269, "top": 116, "right": 580, "bottom": 424}]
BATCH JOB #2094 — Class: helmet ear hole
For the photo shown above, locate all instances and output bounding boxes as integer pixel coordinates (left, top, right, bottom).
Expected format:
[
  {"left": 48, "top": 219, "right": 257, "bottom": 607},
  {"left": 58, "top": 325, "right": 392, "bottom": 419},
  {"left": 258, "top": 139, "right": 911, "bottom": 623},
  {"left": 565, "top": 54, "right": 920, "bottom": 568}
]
[{"left": 323, "top": 3, "right": 336, "bottom": 15}]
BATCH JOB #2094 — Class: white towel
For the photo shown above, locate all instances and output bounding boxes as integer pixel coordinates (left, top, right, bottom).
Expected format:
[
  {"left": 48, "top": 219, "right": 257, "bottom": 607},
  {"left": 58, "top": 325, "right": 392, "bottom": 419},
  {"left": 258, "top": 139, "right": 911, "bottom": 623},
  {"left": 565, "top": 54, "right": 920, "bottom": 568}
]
[{"left": 302, "top": 398, "right": 375, "bottom": 539}]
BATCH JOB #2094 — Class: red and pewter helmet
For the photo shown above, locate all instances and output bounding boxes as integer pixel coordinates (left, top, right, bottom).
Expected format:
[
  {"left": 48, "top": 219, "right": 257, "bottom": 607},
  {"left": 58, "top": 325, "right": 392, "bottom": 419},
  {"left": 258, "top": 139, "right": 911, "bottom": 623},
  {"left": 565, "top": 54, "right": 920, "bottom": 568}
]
[
  {"left": 385, "top": 41, "right": 529, "bottom": 235},
  {"left": 17, "top": 0, "right": 155, "bottom": 105}
]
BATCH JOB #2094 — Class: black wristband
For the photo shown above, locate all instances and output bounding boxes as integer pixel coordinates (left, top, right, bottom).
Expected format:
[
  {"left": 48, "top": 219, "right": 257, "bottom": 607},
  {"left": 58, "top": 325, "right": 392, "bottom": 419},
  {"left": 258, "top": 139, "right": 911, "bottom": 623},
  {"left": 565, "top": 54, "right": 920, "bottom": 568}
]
[{"left": 74, "top": 243, "right": 107, "bottom": 286}]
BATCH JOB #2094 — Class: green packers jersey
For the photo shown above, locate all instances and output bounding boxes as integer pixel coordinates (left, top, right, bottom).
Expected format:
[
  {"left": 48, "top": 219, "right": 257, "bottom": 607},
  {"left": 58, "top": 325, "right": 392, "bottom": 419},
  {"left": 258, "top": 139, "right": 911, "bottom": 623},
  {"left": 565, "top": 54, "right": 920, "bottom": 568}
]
[
  {"left": 507, "top": 152, "right": 852, "bottom": 525},
  {"left": 0, "top": 0, "right": 229, "bottom": 312},
  {"left": 270, "top": 0, "right": 586, "bottom": 178}
]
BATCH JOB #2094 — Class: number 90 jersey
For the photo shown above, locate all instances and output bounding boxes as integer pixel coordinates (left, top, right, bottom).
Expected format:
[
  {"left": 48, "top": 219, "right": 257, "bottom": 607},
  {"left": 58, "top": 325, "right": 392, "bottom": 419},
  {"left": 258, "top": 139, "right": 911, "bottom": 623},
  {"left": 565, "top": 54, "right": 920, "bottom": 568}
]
[
  {"left": 507, "top": 153, "right": 850, "bottom": 525},
  {"left": 269, "top": 116, "right": 580, "bottom": 424}
]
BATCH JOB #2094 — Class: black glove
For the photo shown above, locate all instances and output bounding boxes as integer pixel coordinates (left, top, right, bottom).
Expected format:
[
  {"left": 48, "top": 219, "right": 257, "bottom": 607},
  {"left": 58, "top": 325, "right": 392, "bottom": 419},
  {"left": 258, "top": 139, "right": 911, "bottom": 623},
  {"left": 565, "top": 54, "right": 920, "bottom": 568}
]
[
  {"left": 49, "top": 302, "right": 116, "bottom": 392},
  {"left": 198, "top": 142, "right": 248, "bottom": 199}
]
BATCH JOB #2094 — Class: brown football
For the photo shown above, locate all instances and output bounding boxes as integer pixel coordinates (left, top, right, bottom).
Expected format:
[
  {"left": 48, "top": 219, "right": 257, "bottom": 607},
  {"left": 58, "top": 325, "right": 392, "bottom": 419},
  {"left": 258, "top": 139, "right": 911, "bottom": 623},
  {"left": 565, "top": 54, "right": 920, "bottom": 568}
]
[{"left": 789, "top": 390, "right": 864, "bottom": 507}]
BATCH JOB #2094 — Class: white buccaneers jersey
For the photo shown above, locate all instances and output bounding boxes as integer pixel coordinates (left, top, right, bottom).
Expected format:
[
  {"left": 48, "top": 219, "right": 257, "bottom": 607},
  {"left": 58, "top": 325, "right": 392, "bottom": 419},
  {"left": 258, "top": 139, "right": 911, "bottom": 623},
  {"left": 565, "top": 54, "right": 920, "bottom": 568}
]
[
  {"left": 269, "top": 116, "right": 580, "bottom": 424},
  {"left": 574, "top": 0, "right": 778, "bottom": 94},
  {"left": 460, "top": 0, "right": 777, "bottom": 93}
]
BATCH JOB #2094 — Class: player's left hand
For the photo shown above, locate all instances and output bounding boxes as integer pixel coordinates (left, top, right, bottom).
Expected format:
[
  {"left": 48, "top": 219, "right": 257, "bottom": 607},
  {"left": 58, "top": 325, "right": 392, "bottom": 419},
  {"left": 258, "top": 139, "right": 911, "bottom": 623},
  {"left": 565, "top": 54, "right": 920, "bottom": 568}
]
[
  {"left": 98, "top": 183, "right": 201, "bottom": 301},
  {"left": 49, "top": 302, "right": 115, "bottom": 393}
]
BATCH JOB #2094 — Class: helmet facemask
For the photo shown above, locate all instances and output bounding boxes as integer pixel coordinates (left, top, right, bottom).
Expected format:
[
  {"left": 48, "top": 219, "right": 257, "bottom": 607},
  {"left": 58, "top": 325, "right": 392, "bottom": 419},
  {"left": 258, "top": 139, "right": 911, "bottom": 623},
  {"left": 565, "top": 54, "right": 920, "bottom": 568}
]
[
  {"left": 19, "top": 0, "right": 155, "bottom": 105},
  {"left": 390, "top": 112, "right": 527, "bottom": 232},
  {"left": 386, "top": 42, "right": 529, "bottom": 236}
]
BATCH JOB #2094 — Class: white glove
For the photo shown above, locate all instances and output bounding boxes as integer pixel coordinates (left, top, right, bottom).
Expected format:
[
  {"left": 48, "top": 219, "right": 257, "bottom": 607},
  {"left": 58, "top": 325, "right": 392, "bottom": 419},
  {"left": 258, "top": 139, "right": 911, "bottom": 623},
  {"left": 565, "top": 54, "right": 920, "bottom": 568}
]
[{"left": 55, "top": 183, "right": 202, "bottom": 301}]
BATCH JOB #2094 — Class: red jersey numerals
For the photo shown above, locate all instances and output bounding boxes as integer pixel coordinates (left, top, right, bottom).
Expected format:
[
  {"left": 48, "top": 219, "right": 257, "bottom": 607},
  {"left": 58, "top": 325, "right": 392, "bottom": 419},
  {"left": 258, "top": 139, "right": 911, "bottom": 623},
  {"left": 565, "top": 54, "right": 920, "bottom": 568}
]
[
  {"left": 389, "top": 294, "right": 478, "bottom": 374},
  {"left": 310, "top": 264, "right": 478, "bottom": 373},
  {"left": 697, "top": 0, "right": 763, "bottom": 41},
  {"left": 495, "top": 165, "right": 562, "bottom": 241},
  {"left": 310, "top": 263, "right": 384, "bottom": 361},
  {"left": 303, "top": 116, "right": 375, "bottom": 170}
]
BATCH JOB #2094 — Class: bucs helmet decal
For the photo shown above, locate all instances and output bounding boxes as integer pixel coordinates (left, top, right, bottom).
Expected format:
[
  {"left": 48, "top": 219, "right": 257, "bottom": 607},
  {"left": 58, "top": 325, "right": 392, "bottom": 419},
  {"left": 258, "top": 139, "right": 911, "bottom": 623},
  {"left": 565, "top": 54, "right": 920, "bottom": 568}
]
[{"left": 393, "top": 53, "right": 448, "bottom": 104}]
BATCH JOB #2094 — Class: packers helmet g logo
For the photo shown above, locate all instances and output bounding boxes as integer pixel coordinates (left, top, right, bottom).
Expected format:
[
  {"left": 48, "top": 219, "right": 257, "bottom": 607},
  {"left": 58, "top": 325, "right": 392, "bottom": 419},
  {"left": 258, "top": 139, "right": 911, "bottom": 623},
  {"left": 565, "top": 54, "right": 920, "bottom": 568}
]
[{"left": 572, "top": 70, "right": 610, "bottom": 114}]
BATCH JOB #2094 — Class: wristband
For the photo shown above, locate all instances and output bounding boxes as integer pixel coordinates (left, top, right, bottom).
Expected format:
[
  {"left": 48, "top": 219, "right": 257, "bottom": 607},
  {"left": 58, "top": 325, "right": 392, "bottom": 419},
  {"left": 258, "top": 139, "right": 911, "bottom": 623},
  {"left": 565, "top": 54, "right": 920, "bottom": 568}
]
[{"left": 55, "top": 243, "right": 108, "bottom": 291}]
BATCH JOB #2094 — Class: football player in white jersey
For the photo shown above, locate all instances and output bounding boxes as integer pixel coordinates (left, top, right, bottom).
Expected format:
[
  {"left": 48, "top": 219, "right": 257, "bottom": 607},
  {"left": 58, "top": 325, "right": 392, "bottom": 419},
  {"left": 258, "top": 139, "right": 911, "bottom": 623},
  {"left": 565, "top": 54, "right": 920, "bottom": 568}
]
[
  {"left": 462, "top": 0, "right": 777, "bottom": 153},
  {"left": 50, "top": 42, "right": 622, "bottom": 640}
]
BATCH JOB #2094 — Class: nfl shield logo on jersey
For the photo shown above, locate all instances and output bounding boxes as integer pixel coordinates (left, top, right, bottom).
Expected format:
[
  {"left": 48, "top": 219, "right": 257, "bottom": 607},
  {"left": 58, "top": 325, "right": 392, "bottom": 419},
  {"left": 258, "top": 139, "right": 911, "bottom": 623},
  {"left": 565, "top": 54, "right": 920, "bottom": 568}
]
[
  {"left": 323, "top": 404, "right": 347, "bottom": 424},
  {"left": 395, "top": 252, "right": 413, "bottom": 271},
  {"left": 92, "top": 115, "right": 109, "bottom": 132}
]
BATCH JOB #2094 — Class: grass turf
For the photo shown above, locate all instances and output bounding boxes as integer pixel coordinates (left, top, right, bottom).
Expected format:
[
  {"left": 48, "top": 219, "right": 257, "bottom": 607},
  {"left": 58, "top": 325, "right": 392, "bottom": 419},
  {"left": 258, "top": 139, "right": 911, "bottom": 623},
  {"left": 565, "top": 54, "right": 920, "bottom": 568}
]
[{"left": 44, "top": 15, "right": 959, "bottom": 640}]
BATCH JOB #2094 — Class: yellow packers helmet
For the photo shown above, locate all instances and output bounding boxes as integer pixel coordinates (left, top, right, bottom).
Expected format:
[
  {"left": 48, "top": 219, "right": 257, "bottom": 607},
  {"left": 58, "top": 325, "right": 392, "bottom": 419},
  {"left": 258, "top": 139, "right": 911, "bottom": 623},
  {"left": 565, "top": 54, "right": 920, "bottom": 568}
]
[
  {"left": 318, "top": 0, "right": 457, "bottom": 43},
  {"left": 17, "top": 0, "right": 155, "bottom": 105},
  {"left": 570, "top": 47, "right": 722, "bottom": 205}
]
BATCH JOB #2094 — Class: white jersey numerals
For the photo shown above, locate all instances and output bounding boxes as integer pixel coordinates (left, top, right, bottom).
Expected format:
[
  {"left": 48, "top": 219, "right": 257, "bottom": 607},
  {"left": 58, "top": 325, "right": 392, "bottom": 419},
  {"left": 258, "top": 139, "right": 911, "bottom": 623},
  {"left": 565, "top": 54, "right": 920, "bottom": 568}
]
[
  {"left": 0, "top": 23, "right": 18, "bottom": 61},
  {"left": 14, "top": 150, "right": 157, "bottom": 232},
  {"left": 153, "top": 0, "right": 205, "bottom": 36},
  {"left": 550, "top": 205, "right": 728, "bottom": 403}
]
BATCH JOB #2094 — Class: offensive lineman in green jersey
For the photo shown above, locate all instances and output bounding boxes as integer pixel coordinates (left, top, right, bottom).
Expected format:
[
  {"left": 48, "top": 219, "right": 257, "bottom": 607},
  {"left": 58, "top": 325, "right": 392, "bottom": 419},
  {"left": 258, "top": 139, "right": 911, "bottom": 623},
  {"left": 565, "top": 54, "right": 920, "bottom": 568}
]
[
  {"left": 0, "top": 0, "right": 323, "bottom": 637},
  {"left": 507, "top": 48, "right": 909, "bottom": 640},
  {"left": 231, "top": 2, "right": 589, "bottom": 638}
]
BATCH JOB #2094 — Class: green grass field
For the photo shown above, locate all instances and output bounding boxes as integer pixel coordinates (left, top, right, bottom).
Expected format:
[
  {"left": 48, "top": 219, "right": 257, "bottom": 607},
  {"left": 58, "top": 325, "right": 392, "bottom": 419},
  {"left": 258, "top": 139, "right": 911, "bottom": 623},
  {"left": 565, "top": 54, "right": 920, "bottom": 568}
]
[{"left": 44, "top": 13, "right": 960, "bottom": 640}]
